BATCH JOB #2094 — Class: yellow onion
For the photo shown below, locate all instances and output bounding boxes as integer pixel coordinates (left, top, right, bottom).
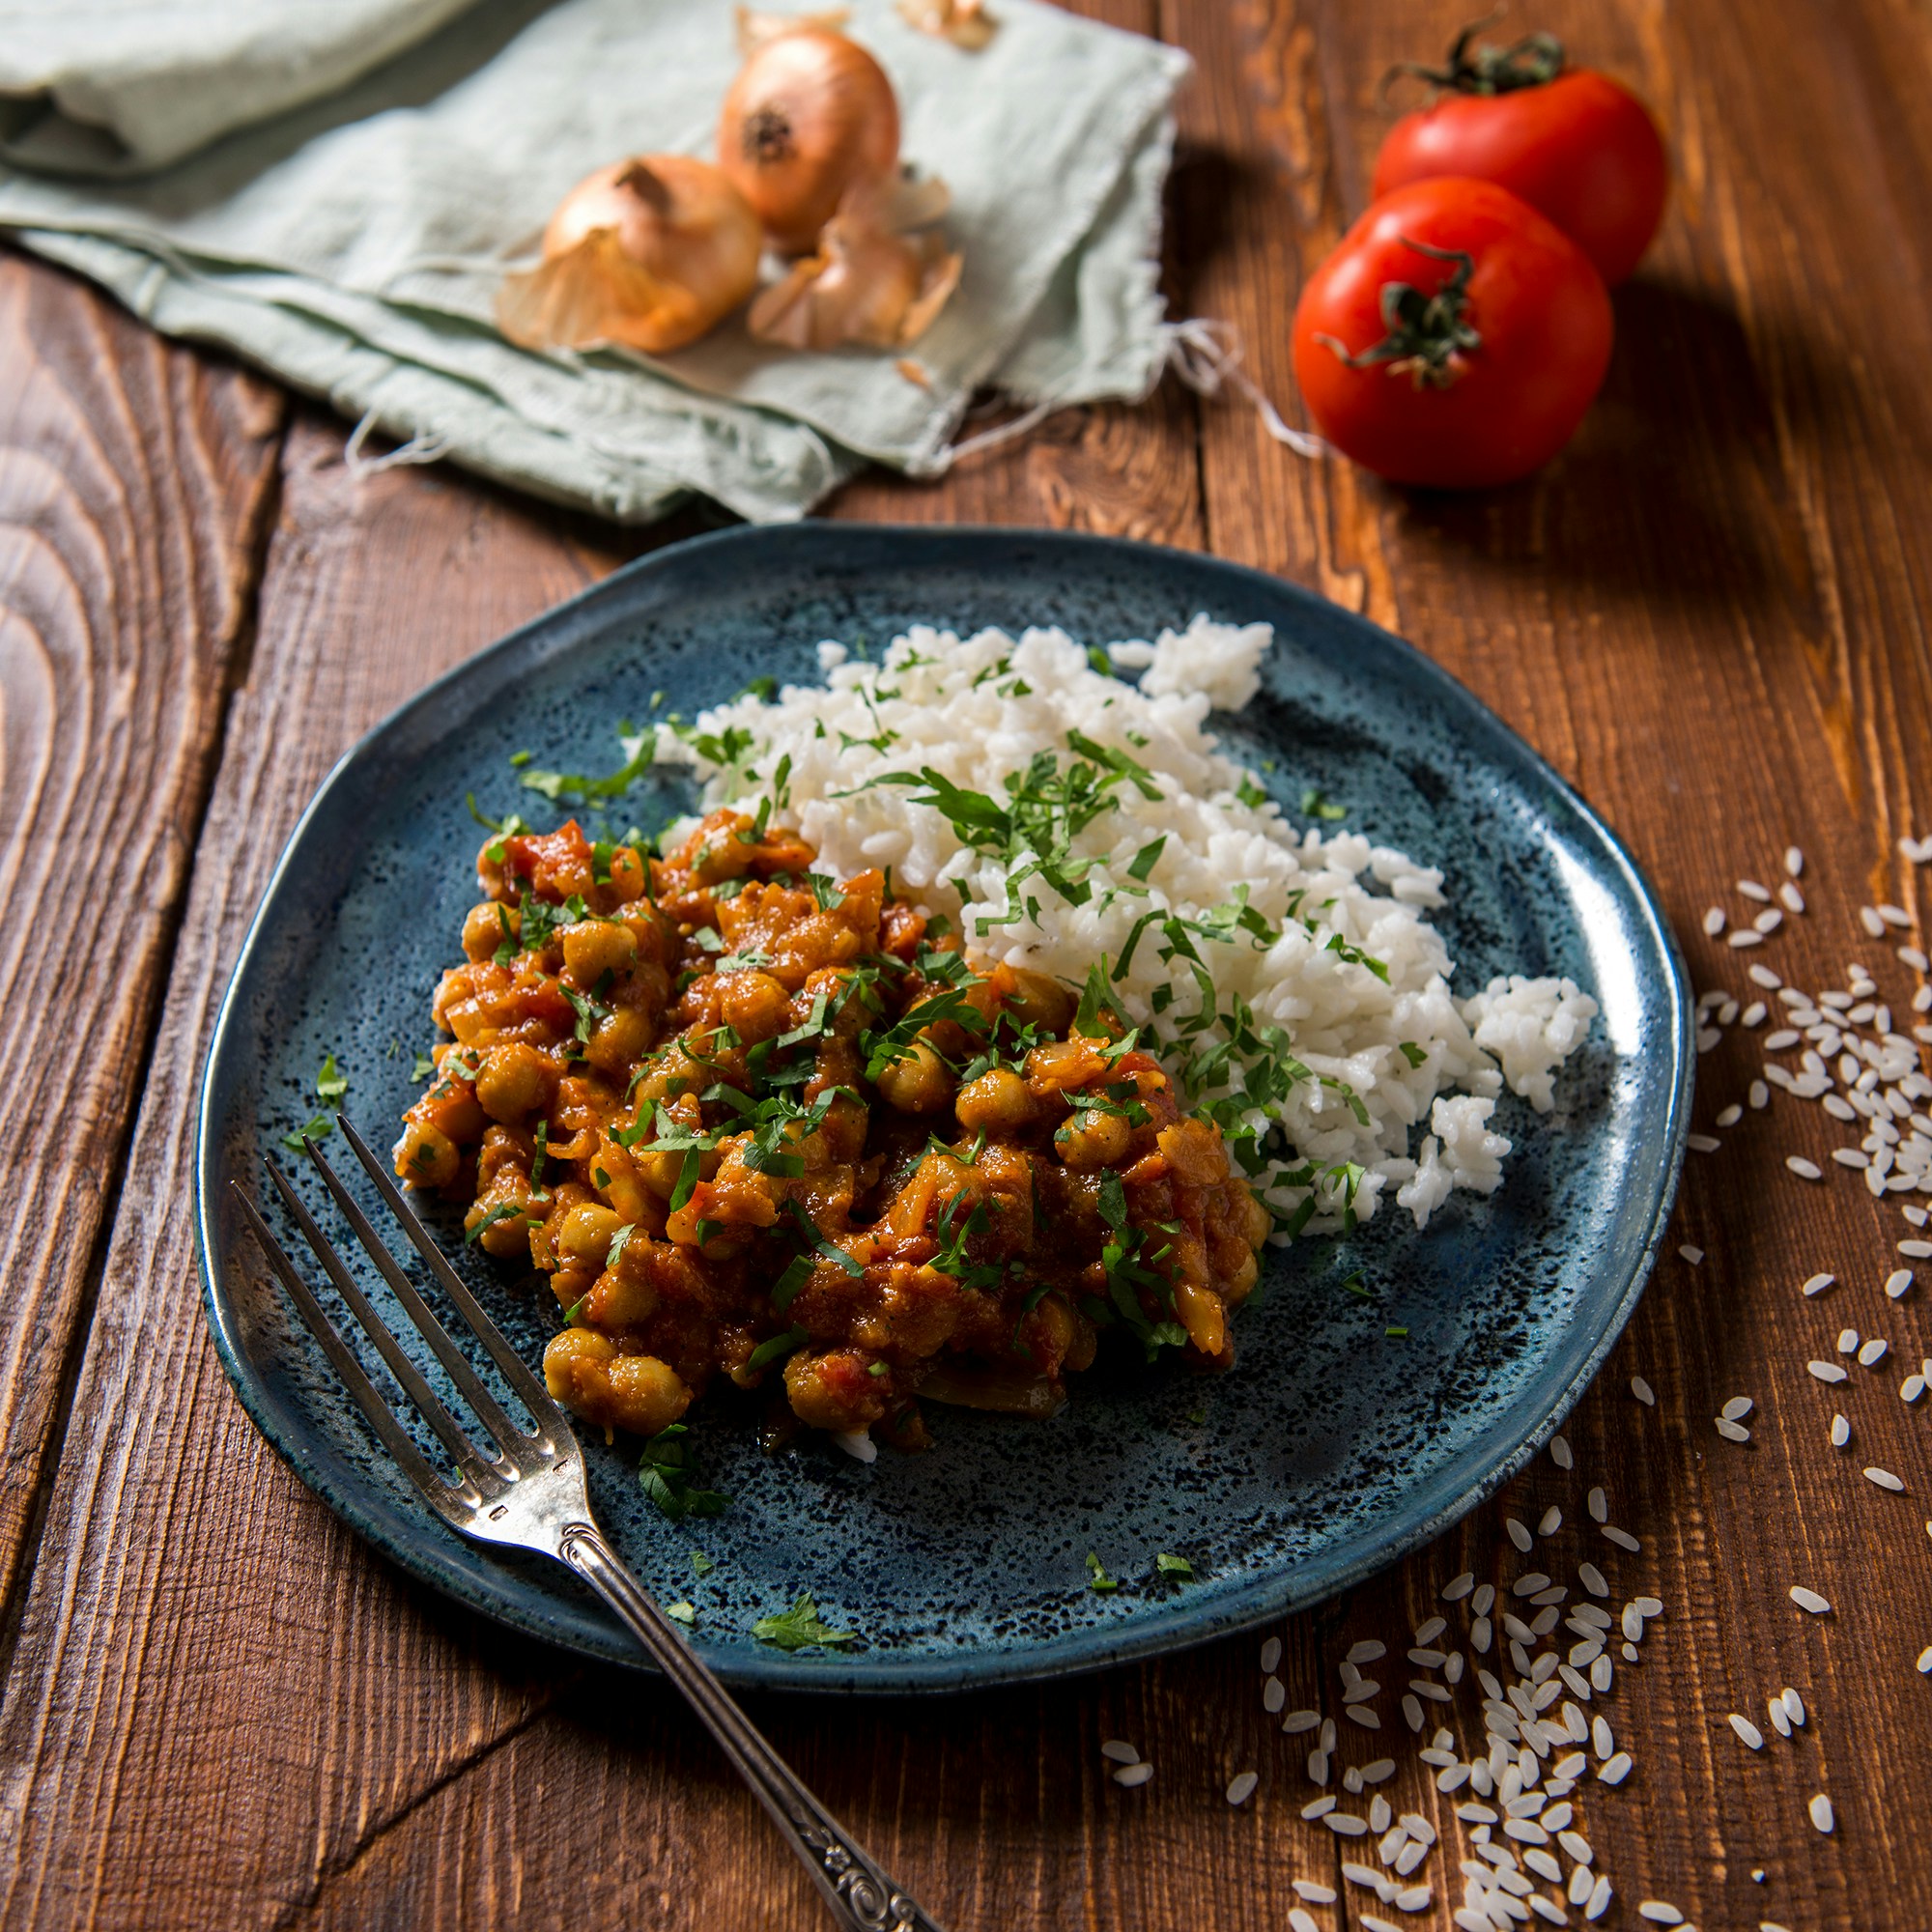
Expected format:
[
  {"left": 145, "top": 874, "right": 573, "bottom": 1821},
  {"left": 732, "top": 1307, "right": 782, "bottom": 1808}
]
[
  {"left": 719, "top": 23, "right": 900, "bottom": 253},
  {"left": 895, "top": 0, "right": 997, "bottom": 49},
  {"left": 749, "top": 175, "right": 961, "bottom": 352},
  {"left": 497, "top": 155, "right": 762, "bottom": 355}
]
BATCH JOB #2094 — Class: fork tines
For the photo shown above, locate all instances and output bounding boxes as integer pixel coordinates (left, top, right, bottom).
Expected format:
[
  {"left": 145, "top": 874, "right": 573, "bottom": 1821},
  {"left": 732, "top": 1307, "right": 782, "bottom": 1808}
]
[{"left": 232, "top": 1115, "right": 572, "bottom": 1520}]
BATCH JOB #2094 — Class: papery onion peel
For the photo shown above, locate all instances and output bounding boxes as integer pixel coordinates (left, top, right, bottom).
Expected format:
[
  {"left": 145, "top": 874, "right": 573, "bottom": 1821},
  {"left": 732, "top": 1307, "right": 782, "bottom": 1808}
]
[
  {"left": 749, "top": 174, "right": 961, "bottom": 352},
  {"left": 497, "top": 155, "right": 761, "bottom": 355},
  {"left": 895, "top": 0, "right": 997, "bottom": 49}
]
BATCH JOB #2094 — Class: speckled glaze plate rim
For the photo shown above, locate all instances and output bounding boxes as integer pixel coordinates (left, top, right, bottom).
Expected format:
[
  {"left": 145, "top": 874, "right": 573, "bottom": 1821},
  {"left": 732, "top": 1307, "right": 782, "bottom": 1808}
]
[{"left": 195, "top": 523, "right": 1693, "bottom": 1694}]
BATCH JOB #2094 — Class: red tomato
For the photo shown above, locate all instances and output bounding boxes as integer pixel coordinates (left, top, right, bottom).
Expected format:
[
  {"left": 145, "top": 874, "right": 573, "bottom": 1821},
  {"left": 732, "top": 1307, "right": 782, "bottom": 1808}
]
[
  {"left": 1373, "top": 34, "right": 1666, "bottom": 287},
  {"left": 1291, "top": 178, "right": 1612, "bottom": 490}
]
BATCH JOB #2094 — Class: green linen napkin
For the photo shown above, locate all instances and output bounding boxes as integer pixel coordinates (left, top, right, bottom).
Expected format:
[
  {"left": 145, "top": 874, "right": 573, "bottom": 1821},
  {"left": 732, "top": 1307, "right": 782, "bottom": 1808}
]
[{"left": 0, "top": 0, "right": 1188, "bottom": 524}]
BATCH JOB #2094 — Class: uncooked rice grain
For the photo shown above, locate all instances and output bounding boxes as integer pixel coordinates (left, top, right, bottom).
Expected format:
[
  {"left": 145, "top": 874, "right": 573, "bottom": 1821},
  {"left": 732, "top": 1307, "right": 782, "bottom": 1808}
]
[
  {"left": 1808, "top": 1792, "right": 1834, "bottom": 1833},
  {"left": 1226, "top": 1771, "right": 1259, "bottom": 1805},
  {"left": 1631, "top": 1377, "right": 1656, "bottom": 1406},
  {"left": 1790, "top": 1586, "right": 1832, "bottom": 1613}
]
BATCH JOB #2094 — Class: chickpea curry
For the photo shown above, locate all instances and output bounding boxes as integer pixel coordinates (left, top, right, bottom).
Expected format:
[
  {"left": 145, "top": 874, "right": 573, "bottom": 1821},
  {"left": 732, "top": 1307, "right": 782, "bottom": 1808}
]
[{"left": 396, "top": 809, "right": 1271, "bottom": 1450}]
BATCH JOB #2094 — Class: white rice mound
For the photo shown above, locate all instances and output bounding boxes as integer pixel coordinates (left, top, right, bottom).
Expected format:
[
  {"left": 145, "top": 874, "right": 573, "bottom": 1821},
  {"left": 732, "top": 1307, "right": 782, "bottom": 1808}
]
[{"left": 655, "top": 617, "right": 1597, "bottom": 1237}]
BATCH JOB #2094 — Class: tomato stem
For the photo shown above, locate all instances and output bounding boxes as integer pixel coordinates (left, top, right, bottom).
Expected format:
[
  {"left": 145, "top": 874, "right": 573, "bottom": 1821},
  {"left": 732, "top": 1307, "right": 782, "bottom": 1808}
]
[
  {"left": 1382, "top": 12, "right": 1564, "bottom": 100},
  {"left": 1314, "top": 240, "right": 1481, "bottom": 391}
]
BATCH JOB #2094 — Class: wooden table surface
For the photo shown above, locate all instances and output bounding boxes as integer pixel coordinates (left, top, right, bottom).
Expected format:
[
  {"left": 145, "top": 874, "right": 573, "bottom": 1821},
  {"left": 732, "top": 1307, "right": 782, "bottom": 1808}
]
[{"left": 3, "top": 1, "right": 1930, "bottom": 1925}]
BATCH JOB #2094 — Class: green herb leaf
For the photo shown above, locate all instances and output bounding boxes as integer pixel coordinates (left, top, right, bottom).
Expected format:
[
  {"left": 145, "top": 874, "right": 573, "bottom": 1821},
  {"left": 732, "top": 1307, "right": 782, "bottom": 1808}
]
[
  {"left": 1300, "top": 785, "right": 1348, "bottom": 821},
  {"left": 753, "top": 1591, "right": 855, "bottom": 1652},
  {"left": 665, "top": 1601, "right": 696, "bottom": 1627},
  {"left": 1155, "top": 1552, "right": 1195, "bottom": 1583},
  {"left": 639, "top": 1423, "right": 730, "bottom": 1522},
  {"left": 1085, "top": 1551, "right": 1119, "bottom": 1593},
  {"left": 315, "top": 1054, "right": 347, "bottom": 1105},
  {"left": 410, "top": 1053, "right": 436, "bottom": 1082},
  {"left": 279, "top": 1115, "right": 333, "bottom": 1154},
  {"left": 1126, "top": 836, "right": 1166, "bottom": 882},
  {"left": 747, "top": 1325, "right": 809, "bottom": 1372},
  {"left": 691, "top": 1550, "right": 716, "bottom": 1577},
  {"left": 466, "top": 1202, "right": 529, "bottom": 1246},
  {"left": 1398, "top": 1040, "right": 1428, "bottom": 1067}
]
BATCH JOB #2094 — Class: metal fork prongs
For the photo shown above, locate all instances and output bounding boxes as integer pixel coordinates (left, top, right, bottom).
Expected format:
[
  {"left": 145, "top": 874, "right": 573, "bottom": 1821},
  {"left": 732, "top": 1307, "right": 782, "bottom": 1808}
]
[{"left": 233, "top": 1114, "right": 944, "bottom": 1932}]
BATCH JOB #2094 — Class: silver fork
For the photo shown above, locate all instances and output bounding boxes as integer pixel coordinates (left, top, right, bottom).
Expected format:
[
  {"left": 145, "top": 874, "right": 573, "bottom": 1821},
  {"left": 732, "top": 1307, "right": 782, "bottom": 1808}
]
[{"left": 233, "top": 1115, "right": 946, "bottom": 1932}]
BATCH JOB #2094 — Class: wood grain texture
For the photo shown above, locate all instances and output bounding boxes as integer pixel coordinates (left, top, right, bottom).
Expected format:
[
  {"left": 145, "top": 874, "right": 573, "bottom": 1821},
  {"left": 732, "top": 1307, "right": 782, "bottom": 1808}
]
[
  {"left": 9, "top": 0, "right": 1932, "bottom": 1925},
  {"left": 0, "top": 416, "right": 655, "bottom": 1926},
  {"left": 0, "top": 249, "right": 284, "bottom": 1619}
]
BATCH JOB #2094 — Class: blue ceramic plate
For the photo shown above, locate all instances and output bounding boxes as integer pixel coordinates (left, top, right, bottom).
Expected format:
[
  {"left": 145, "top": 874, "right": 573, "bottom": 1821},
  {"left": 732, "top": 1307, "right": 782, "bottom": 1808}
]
[{"left": 196, "top": 524, "right": 1691, "bottom": 1692}]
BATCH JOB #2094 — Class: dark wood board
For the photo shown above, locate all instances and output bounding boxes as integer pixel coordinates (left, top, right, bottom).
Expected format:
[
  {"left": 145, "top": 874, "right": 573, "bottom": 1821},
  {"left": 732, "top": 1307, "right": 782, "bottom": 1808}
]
[{"left": 4, "top": 0, "right": 1932, "bottom": 1925}]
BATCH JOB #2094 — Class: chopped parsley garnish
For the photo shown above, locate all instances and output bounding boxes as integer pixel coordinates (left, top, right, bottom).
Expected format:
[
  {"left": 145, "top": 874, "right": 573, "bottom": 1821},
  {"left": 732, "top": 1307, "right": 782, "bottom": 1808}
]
[
  {"left": 1155, "top": 1553, "right": 1195, "bottom": 1583},
  {"left": 1235, "top": 773, "right": 1269, "bottom": 810},
  {"left": 520, "top": 720, "right": 657, "bottom": 804},
  {"left": 1300, "top": 784, "right": 1348, "bottom": 821},
  {"left": 1085, "top": 1551, "right": 1119, "bottom": 1593},
  {"left": 1399, "top": 1040, "right": 1428, "bottom": 1067},
  {"left": 691, "top": 1550, "right": 716, "bottom": 1577},
  {"left": 747, "top": 1325, "right": 809, "bottom": 1372},
  {"left": 753, "top": 1592, "right": 855, "bottom": 1652},
  {"left": 848, "top": 734, "right": 1165, "bottom": 934},
  {"left": 410, "top": 1053, "right": 436, "bottom": 1082},
  {"left": 1386, "top": 1325, "right": 1409, "bottom": 1340},
  {"left": 280, "top": 1053, "right": 347, "bottom": 1151},
  {"left": 664, "top": 1601, "right": 696, "bottom": 1626},
  {"left": 639, "top": 1423, "right": 730, "bottom": 1522},
  {"left": 466, "top": 1202, "right": 530, "bottom": 1246}
]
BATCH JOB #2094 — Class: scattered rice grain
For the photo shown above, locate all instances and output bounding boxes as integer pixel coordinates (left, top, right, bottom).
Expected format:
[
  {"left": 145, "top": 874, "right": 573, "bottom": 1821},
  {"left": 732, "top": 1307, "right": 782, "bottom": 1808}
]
[{"left": 1226, "top": 1771, "right": 1259, "bottom": 1805}]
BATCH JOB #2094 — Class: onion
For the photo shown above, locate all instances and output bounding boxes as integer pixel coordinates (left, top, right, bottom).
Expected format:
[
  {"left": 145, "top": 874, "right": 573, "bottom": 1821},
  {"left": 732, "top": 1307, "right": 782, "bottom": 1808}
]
[
  {"left": 718, "top": 23, "right": 900, "bottom": 253},
  {"left": 497, "top": 155, "right": 762, "bottom": 355},
  {"left": 749, "top": 175, "right": 960, "bottom": 352}
]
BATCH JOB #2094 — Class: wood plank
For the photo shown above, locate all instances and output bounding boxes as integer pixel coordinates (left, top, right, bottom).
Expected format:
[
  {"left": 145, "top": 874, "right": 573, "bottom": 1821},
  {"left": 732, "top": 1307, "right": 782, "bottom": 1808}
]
[
  {"left": 0, "top": 248, "right": 284, "bottom": 1619},
  {"left": 14, "top": 0, "right": 1932, "bottom": 1923},
  {"left": 0, "top": 0, "right": 1211, "bottom": 1920},
  {"left": 0, "top": 412, "right": 662, "bottom": 1925},
  {"left": 1166, "top": 0, "right": 1932, "bottom": 1925}
]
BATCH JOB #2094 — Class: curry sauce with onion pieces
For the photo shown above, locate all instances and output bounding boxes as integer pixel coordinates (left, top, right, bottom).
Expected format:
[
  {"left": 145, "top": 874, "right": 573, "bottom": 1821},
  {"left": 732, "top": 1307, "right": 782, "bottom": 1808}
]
[{"left": 396, "top": 808, "right": 1271, "bottom": 1450}]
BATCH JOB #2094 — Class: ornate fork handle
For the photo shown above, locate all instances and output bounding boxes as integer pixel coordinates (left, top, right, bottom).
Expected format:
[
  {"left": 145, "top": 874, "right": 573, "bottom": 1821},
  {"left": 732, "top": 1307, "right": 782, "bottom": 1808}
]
[{"left": 561, "top": 1524, "right": 947, "bottom": 1932}]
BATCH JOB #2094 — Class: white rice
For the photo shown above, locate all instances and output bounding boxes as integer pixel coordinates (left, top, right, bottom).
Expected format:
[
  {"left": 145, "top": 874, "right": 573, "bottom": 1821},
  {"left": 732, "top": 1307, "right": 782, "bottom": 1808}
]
[{"left": 658, "top": 618, "right": 1596, "bottom": 1236}]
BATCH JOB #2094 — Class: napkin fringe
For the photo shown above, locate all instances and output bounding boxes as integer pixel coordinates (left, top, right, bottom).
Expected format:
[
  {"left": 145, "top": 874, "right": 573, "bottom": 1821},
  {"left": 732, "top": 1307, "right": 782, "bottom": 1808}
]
[{"left": 940, "top": 316, "right": 1325, "bottom": 468}]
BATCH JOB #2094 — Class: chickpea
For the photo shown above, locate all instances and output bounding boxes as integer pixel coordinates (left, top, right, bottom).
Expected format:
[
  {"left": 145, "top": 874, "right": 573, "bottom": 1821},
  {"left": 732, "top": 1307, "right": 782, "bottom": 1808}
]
[
  {"left": 603, "top": 1353, "right": 692, "bottom": 1436},
  {"left": 583, "top": 1006, "right": 653, "bottom": 1075},
  {"left": 463, "top": 901, "right": 511, "bottom": 962},
  {"left": 1055, "top": 1106, "right": 1132, "bottom": 1170},
  {"left": 953, "top": 1065, "right": 1037, "bottom": 1137},
  {"left": 557, "top": 1202, "right": 625, "bottom": 1266},
  {"left": 721, "top": 969, "right": 792, "bottom": 1045},
  {"left": 592, "top": 1261, "right": 660, "bottom": 1327},
  {"left": 562, "top": 918, "right": 636, "bottom": 989},
  {"left": 393, "top": 1119, "right": 457, "bottom": 1188},
  {"left": 1005, "top": 968, "right": 1075, "bottom": 1035},
  {"left": 875, "top": 1037, "right": 956, "bottom": 1114},
  {"left": 474, "top": 1041, "right": 551, "bottom": 1123},
  {"left": 543, "top": 1326, "right": 614, "bottom": 1407}
]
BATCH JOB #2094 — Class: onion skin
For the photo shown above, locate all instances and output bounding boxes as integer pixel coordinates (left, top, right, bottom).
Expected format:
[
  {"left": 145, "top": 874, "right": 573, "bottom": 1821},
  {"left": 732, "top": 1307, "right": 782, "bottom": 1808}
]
[
  {"left": 497, "top": 155, "right": 762, "bottom": 355},
  {"left": 719, "top": 27, "right": 900, "bottom": 253}
]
